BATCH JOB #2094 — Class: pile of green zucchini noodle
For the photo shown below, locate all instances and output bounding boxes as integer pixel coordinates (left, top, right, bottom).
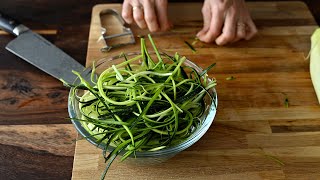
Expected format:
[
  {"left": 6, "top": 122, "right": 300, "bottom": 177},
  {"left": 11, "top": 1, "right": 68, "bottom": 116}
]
[{"left": 66, "top": 34, "right": 216, "bottom": 178}]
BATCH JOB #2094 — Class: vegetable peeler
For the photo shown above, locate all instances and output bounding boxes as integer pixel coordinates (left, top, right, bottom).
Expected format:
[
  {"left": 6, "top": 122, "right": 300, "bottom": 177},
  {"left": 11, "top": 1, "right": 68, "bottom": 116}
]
[{"left": 99, "top": 9, "right": 135, "bottom": 52}]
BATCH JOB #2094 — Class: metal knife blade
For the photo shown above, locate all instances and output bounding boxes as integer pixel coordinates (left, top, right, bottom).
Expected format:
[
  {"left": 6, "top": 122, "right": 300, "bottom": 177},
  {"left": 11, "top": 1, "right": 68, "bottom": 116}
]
[
  {"left": 0, "top": 12, "right": 91, "bottom": 85},
  {"left": 6, "top": 31, "right": 90, "bottom": 84}
]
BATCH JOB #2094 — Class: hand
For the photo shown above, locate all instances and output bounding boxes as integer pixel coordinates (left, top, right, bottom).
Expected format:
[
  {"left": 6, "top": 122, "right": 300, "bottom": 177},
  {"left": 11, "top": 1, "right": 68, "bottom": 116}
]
[
  {"left": 122, "top": 0, "right": 171, "bottom": 32},
  {"left": 197, "top": 0, "right": 258, "bottom": 45}
]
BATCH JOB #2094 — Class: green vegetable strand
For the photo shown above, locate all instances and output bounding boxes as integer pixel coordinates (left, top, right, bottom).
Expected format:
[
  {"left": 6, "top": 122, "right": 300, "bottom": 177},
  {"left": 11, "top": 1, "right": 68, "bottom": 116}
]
[{"left": 67, "top": 34, "right": 216, "bottom": 179}]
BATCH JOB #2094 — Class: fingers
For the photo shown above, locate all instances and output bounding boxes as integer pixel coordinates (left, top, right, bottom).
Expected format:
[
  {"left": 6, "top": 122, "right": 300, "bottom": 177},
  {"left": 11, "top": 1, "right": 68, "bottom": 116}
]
[
  {"left": 232, "top": 22, "right": 246, "bottom": 43},
  {"left": 244, "top": 19, "right": 258, "bottom": 40},
  {"left": 143, "top": 1, "right": 159, "bottom": 32},
  {"left": 215, "top": 7, "right": 237, "bottom": 45},
  {"left": 196, "top": 0, "right": 257, "bottom": 45},
  {"left": 196, "top": 1, "right": 211, "bottom": 37},
  {"left": 155, "top": 0, "right": 171, "bottom": 31},
  {"left": 122, "top": 0, "right": 133, "bottom": 24},
  {"left": 121, "top": 0, "right": 170, "bottom": 32},
  {"left": 132, "top": 1, "right": 147, "bottom": 29},
  {"left": 231, "top": 19, "right": 257, "bottom": 43},
  {"left": 197, "top": 4, "right": 225, "bottom": 43}
]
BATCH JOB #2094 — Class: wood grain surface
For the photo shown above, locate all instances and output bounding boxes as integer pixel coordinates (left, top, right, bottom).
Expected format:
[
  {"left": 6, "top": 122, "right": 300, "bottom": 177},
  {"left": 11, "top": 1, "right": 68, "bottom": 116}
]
[
  {"left": 0, "top": 1, "right": 319, "bottom": 180},
  {"left": 71, "top": 2, "right": 320, "bottom": 180}
]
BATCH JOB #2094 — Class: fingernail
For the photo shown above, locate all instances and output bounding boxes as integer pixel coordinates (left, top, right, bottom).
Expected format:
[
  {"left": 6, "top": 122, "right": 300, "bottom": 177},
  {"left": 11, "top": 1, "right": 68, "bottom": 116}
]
[
  {"left": 196, "top": 31, "right": 202, "bottom": 37},
  {"left": 124, "top": 19, "right": 132, "bottom": 24},
  {"left": 215, "top": 38, "right": 225, "bottom": 46}
]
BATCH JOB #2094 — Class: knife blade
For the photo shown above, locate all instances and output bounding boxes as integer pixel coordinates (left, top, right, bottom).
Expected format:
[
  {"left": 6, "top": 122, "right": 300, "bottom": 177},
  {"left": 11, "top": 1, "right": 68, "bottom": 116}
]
[{"left": 0, "top": 12, "right": 91, "bottom": 85}]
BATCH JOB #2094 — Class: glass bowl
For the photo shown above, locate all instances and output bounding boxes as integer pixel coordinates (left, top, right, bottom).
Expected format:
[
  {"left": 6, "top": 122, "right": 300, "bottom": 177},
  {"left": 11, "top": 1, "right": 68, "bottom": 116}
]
[{"left": 68, "top": 52, "right": 218, "bottom": 165}]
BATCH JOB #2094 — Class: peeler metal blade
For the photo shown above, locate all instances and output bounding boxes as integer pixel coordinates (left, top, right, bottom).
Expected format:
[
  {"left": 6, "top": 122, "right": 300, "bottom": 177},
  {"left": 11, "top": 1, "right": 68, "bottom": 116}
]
[{"left": 98, "top": 9, "right": 135, "bottom": 52}]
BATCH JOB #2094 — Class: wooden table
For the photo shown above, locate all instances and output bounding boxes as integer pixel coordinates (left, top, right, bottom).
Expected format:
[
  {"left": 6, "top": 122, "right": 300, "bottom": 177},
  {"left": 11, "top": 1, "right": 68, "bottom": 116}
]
[{"left": 0, "top": 1, "right": 319, "bottom": 180}]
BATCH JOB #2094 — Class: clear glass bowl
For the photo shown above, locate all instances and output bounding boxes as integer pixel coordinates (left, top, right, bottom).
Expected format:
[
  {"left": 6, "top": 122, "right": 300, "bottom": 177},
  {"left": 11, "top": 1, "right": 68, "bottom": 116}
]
[{"left": 68, "top": 52, "right": 218, "bottom": 165}]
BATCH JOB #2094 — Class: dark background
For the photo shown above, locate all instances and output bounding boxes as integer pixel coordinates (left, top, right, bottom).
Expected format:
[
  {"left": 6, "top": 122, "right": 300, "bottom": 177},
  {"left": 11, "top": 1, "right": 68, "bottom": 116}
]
[{"left": 0, "top": 0, "right": 319, "bottom": 180}]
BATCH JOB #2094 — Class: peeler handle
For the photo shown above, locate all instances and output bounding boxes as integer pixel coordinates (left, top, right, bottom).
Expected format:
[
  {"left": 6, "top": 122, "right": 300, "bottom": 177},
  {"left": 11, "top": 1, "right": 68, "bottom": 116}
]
[{"left": 0, "top": 12, "right": 29, "bottom": 36}]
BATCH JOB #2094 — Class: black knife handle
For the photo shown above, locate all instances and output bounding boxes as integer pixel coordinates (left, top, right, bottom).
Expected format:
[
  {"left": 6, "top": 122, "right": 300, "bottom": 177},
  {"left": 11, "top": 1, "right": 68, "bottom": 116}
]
[{"left": 0, "top": 12, "right": 27, "bottom": 36}]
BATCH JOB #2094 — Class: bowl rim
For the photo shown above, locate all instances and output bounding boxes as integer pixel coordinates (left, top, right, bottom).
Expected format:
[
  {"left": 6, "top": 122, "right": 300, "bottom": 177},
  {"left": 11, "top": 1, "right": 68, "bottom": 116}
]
[{"left": 68, "top": 52, "right": 218, "bottom": 157}]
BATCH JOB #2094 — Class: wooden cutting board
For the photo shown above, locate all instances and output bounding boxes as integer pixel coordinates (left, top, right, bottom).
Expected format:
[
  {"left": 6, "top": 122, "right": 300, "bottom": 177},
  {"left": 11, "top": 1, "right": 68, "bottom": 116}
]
[{"left": 72, "top": 2, "right": 320, "bottom": 179}]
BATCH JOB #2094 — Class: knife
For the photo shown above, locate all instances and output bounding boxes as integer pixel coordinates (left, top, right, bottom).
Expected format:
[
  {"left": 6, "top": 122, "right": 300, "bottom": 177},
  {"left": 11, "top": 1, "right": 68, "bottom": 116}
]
[{"left": 0, "top": 12, "right": 91, "bottom": 85}]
